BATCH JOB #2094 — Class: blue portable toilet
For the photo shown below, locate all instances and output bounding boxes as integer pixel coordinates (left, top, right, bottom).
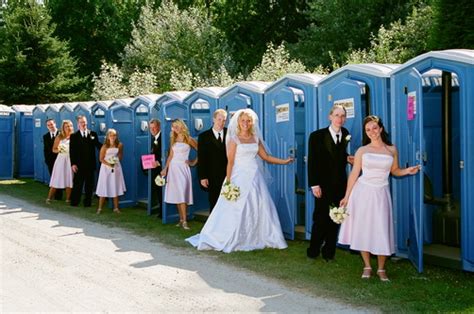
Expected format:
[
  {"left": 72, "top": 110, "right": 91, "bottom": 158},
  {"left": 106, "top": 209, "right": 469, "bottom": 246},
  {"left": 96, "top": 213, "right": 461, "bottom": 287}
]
[
  {"left": 184, "top": 87, "right": 226, "bottom": 214},
  {"left": 12, "top": 105, "right": 35, "bottom": 178},
  {"left": 130, "top": 94, "right": 161, "bottom": 204},
  {"left": 74, "top": 101, "right": 95, "bottom": 126},
  {"left": 219, "top": 81, "right": 270, "bottom": 130},
  {"left": 59, "top": 102, "right": 76, "bottom": 125},
  {"left": 106, "top": 98, "right": 136, "bottom": 208},
  {"left": 90, "top": 100, "right": 113, "bottom": 143},
  {"left": 45, "top": 103, "right": 63, "bottom": 126},
  {"left": 0, "top": 105, "right": 15, "bottom": 179},
  {"left": 390, "top": 49, "right": 474, "bottom": 273},
  {"left": 32, "top": 104, "right": 49, "bottom": 183},
  {"left": 263, "top": 74, "right": 325, "bottom": 240},
  {"left": 149, "top": 91, "right": 190, "bottom": 222}
]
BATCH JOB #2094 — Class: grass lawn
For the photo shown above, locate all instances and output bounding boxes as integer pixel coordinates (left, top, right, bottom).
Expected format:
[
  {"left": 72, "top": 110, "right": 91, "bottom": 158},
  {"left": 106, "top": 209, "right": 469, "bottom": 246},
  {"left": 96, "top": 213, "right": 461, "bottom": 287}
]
[{"left": 1, "top": 179, "right": 473, "bottom": 312}]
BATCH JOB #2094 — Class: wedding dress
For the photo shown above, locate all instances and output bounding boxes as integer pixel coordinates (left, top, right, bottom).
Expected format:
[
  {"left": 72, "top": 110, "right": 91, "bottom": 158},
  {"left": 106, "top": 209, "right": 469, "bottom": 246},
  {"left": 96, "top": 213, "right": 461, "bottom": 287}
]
[{"left": 186, "top": 137, "right": 287, "bottom": 253}]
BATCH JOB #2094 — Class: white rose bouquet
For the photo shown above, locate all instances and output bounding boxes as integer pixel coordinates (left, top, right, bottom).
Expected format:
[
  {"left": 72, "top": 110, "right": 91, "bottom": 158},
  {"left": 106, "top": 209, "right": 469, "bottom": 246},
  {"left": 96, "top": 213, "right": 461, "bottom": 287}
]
[
  {"left": 329, "top": 206, "right": 349, "bottom": 224},
  {"left": 221, "top": 182, "right": 240, "bottom": 202},
  {"left": 155, "top": 175, "right": 166, "bottom": 187},
  {"left": 106, "top": 156, "right": 120, "bottom": 173},
  {"left": 58, "top": 143, "right": 68, "bottom": 154}
]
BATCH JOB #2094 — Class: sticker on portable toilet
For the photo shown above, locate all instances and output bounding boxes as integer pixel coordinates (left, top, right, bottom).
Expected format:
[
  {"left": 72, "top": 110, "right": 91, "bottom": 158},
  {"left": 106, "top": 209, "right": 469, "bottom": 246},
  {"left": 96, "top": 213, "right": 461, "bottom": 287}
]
[
  {"left": 276, "top": 103, "right": 290, "bottom": 123},
  {"left": 407, "top": 91, "right": 416, "bottom": 121},
  {"left": 334, "top": 98, "right": 355, "bottom": 118},
  {"left": 35, "top": 118, "right": 41, "bottom": 127}
]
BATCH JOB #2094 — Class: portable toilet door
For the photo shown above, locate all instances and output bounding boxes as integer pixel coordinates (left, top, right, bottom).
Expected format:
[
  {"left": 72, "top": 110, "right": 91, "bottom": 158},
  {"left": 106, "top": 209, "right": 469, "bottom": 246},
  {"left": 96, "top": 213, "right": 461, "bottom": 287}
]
[
  {"left": 391, "top": 49, "right": 474, "bottom": 273},
  {"left": 264, "top": 74, "right": 325, "bottom": 240},
  {"left": 12, "top": 105, "right": 34, "bottom": 177},
  {"left": 219, "top": 81, "right": 270, "bottom": 131},
  {"left": 148, "top": 98, "right": 163, "bottom": 216},
  {"left": 90, "top": 101, "right": 113, "bottom": 144},
  {"left": 152, "top": 91, "right": 190, "bottom": 223},
  {"left": 106, "top": 98, "right": 135, "bottom": 208},
  {"left": 184, "top": 87, "right": 225, "bottom": 215},
  {"left": 32, "top": 105, "right": 48, "bottom": 182},
  {"left": 131, "top": 94, "right": 160, "bottom": 204},
  {"left": 74, "top": 101, "right": 95, "bottom": 124},
  {"left": 0, "top": 105, "right": 15, "bottom": 179},
  {"left": 59, "top": 103, "right": 76, "bottom": 125}
]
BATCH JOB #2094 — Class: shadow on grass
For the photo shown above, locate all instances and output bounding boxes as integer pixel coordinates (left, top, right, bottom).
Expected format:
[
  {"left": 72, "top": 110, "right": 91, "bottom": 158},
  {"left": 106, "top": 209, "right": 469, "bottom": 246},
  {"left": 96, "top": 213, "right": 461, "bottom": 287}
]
[{"left": 1, "top": 179, "right": 474, "bottom": 312}]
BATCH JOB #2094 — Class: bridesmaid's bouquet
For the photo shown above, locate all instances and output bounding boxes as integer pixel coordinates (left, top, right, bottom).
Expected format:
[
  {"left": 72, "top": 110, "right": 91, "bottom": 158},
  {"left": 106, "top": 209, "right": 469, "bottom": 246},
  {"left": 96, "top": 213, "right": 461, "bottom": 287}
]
[
  {"left": 329, "top": 206, "right": 349, "bottom": 224},
  {"left": 58, "top": 143, "right": 68, "bottom": 154},
  {"left": 221, "top": 182, "right": 240, "bottom": 202},
  {"left": 106, "top": 156, "right": 119, "bottom": 173},
  {"left": 155, "top": 175, "right": 166, "bottom": 187}
]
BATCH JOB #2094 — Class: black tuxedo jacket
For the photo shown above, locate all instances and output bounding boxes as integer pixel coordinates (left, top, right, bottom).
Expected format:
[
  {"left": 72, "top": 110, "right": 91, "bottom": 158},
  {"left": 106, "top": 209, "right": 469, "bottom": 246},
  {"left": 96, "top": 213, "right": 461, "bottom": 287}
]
[
  {"left": 197, "top": 128, "right": 227, "bottom": 186},
  {"left": 43, "top": 130, "right": 59, "bottom": 173},
  {"left": 308, "top": 127, "right": 349, "bottom": 199},
  {"left": 69, "top": 130, "right": 102, "bottom": 171}
]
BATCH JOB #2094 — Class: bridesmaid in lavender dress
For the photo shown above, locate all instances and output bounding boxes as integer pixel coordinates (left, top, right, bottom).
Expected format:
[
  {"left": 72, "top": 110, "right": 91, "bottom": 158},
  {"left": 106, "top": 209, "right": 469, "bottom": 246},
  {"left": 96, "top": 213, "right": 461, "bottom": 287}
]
[
  {"left": 96, "top": 129, "right": 126, "bottom": 214},
  {"left": 161, "top": 119, "right": 198, "bottom": 230},
  {"left": 338, "top": 115, "right": 420, "bottom": 282},
  {"left": 46, "top": 120, "right": 74, "bottom": 203}
]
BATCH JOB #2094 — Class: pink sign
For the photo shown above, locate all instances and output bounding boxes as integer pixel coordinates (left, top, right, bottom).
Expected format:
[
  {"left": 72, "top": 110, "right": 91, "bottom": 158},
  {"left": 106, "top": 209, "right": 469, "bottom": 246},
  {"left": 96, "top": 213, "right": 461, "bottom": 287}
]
[
  {"left": 141, "top": 154, "right": 156, "bottom": 170},
  {"left": 407, "top": 92, "right": 416, "bottom": 121}
]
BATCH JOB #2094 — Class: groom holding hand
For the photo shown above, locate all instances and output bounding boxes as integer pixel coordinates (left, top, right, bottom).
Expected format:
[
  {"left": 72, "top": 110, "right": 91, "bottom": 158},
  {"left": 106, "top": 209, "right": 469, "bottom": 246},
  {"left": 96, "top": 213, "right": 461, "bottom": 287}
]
[
  {"left": 197, "top": 109, "right": 228, "bottom": 212},
  {"left": 307, "top": 104, "right": 352, "bottom": 261}
]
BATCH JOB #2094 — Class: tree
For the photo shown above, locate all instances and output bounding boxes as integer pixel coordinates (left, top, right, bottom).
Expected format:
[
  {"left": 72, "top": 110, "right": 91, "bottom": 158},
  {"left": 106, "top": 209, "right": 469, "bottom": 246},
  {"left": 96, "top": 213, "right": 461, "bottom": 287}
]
[
  {"left": 211, "top": 0, "right": 308, "bottom": 75},
  {"left": 122, "top": 1, "right": 234, "bottom": 92},
  {"left": 346, "top": 5, "right": 434, "bottom": 64},
  {"left": 291, "top": 0, "right": 417, "bottom": 69},
  {"left": 430, "top": 0, "right": 474, "bottom": 49},
  {"left": 247, "top": 43, "right": 308, "bottom": 81},
  {"left": 0, "top": 2, "right": 84, "bottom": 104}
]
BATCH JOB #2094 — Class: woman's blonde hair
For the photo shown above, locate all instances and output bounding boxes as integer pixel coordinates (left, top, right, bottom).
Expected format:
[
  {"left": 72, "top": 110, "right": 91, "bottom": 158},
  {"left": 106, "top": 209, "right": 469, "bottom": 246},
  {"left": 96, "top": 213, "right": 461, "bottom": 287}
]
[
  {"left": 236, "top": 111, "right": 255, "bottom": 136},
  {"left": 170, "top": 119, "right": 191, "bottom": 146},
  {"left": 59, "top": 120, "right": 73, "bottom": 139},
  {"left": 104, "top": 128, "right": 120, "bottom": 148}
]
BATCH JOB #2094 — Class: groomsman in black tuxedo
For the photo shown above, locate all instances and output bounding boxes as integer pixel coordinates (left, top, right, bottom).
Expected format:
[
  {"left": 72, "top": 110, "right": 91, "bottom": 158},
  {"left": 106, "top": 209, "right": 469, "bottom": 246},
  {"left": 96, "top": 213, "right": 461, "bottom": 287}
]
[
  {"left": 69, "top": 115, "right": 102, "bottom": 207},
  {"left": 198, "top": 109, "right": 228, "bottom": 212},
  {"left": 149, "top": 119, "right": 162, "bottom": 217},
  {"left": 43, "top": 118, "right": 62, "bottom": 200},
  {"left": 307, "top": 104, "right": 352, "bottom": 261}
]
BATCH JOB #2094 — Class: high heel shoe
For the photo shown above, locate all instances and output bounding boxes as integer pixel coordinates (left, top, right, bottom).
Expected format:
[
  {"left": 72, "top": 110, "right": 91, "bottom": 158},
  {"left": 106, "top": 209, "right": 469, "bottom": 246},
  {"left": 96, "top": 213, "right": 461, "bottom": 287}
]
[
  {"left": 181, "top": 221, "right": 190, "bottom": 230},
  {"left": 113, "top": 208, "right": 121, "bottom": 214},
  {"left": 45, "top": 199, "right": 51, "bottom": 204},
  {"left": 377, "top": 269, "right": 390, "bottom": 282},
  {"left": 96, "top": 208, "right": 102, "bottom": 214},
  {"left": 175, "top": 221, "right": 183, "bottom": 227},
  {"left": 361, "top": 267, "right": 372, "bottom": 279}
]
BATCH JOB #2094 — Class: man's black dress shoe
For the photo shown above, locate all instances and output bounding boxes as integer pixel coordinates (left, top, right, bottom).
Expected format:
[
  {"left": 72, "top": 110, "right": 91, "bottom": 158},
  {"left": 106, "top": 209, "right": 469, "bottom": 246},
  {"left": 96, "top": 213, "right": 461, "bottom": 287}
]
[{"left": 306, "top": 248, "right": 320, "bottom": 259}]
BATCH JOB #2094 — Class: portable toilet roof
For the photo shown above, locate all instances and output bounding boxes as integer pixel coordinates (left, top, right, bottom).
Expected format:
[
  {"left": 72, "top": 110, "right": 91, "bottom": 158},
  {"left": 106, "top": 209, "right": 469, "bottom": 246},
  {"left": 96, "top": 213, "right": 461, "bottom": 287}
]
[
  {"left": 133, "top": 94, "right": 161, "bottom": 105},
  {"left": 192, "top": 86, "right": 226, "bottom": 98},
  {"left": 234, "top": 81, "right": 270, "bottom": 93},
  {"left": 11, "top": 104, "right": 34, "bottom": 113},
  {"left": 46, "top": 103, "right": 64, "bottom": 112},
  {"left": 320, "top": 63, "right": 400, "bottom": 85},
  {"left": 158, "top": 91, "right": 190, "bottom": 102},
  {"left": 0, "top": 104, "right": 14, "bottom": 113},
  {"left": 34, "top": 104, "right": 49, "bottom": 112},
  {"left": 62, "top": 102, "right": 78, "bottom": 111},
  {"left": 110, "top": 97, "right": 135, "bottom": 108}
]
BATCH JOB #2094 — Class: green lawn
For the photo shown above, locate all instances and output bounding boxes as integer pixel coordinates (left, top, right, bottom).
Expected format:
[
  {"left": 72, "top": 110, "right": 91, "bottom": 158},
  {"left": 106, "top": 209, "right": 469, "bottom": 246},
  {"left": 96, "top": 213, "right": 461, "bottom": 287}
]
[{"left": 1, "top": 179, "right": 473, "bottom": 312}]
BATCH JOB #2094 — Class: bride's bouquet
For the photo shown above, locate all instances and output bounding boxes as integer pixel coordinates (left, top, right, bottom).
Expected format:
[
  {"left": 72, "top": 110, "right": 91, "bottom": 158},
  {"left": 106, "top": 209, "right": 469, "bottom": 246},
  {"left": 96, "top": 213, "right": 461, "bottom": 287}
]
[
  {"left": 106, "top": 156, "right": 119, "bottom": 173},
  {"left": 155, "top": 175, "right": 166, "bottom": 187},
  {"left": 329, "top": 206, "right": 349, "bottom": 224},
  {"left": 58, "top": 143, "right": 68, "bottom": 154},
  {"left": 221, "top": 182, "right": 240, "bottom": 202}
]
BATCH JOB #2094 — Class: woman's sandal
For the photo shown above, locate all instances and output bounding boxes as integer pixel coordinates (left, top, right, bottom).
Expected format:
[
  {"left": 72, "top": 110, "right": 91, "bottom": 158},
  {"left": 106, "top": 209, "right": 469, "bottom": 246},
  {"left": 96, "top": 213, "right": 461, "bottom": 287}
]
[
  {"left": 377, "top": 269, "right": 390, "bottom": 282},
  {"left": 45, "top": 199, "right": 51, "bottom": 204},
  {"left": 96, "top": 208, "right": 102, "bottom": 215},
  {"left": 113, "top": 208, "right": 121, "bottom": 214},
  {"left": 361, "top": 267, "right": 372, "bottom": 279},
  {"left": 175, "top": 221, "right": 183, "bottom": 227},
  {"left": 182, "top": 221, "right": 190, "bottom": 230}
]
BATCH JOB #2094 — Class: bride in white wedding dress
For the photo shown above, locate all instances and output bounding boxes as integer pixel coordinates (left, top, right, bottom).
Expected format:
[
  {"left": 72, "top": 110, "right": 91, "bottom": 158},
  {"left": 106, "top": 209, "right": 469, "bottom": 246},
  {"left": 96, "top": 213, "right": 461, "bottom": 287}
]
[{"left": 186, "top": 109, "right": 293, "bottom": 253}]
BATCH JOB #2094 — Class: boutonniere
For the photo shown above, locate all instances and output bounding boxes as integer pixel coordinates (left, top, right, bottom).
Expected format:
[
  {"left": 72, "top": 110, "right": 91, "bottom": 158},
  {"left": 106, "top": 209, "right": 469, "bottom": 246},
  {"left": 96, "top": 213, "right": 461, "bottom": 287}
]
[
  {"left": 90, "top": 135, "right": 95, "bottom": 140},
  {"left": 345, "top": 135, "right": 351, "bottom": 142},
  {"left": 154, "top": 140, "right": 158, "bottom": 146}
]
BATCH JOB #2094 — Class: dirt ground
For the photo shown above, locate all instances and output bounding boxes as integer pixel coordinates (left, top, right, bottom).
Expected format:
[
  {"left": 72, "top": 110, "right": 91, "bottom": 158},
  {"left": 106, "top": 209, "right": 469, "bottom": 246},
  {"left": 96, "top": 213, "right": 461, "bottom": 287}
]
[{"left": 0, "top": 194, "right": 368, "bottom": 312}]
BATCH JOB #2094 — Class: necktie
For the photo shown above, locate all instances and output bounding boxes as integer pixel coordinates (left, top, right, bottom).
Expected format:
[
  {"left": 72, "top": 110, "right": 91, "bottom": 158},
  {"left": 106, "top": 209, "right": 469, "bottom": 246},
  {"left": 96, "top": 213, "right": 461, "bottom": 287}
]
[
  {"left": 51, "top": 132, "right": 54, "bottom": 139},
  {"left": 218, "top": 132, "right": 222, "bottom": 143},
  {"left": 336, "top": 134, "right": 340, "bottom": 145}
]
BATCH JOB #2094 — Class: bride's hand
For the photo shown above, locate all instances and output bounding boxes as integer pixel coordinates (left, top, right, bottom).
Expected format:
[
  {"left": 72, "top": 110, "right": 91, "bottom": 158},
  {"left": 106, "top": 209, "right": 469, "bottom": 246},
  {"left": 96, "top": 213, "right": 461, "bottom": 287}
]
[
  {"left": 284, "top": 157, "right": 294, "bottom": 164},
  {"left": 339, "top": 197, "right": 348, "bottom": 208}
]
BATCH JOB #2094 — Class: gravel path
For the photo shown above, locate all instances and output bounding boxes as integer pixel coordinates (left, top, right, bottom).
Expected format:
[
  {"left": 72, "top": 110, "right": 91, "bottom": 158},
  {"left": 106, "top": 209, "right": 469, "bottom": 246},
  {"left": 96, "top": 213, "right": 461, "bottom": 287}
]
[{"left": 0, "top": 195, "right": 369, "bottom": 312}]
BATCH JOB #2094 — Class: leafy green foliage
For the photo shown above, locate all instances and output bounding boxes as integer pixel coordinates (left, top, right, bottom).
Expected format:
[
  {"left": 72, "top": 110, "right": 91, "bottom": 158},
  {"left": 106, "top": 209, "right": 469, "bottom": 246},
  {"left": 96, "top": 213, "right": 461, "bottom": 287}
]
[
  {"left": 346, "top": 5, "right": 434, "bottom": 64},
  {"left": 122, "top": 0, "right": 234, "bottom": 92},
  {"left": 0, "top": 1, "right": 84, "bottom": 104},
  {"left": 430, "top": 0, "right": 474, "bottom": 49}
]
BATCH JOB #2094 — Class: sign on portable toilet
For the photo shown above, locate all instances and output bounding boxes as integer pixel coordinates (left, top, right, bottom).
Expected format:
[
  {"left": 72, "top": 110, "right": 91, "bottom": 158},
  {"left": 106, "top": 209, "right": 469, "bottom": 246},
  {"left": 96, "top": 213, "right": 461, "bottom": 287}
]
[
  {"left": 184, "top": 87, "right": 226, "bottom": 215},
  {"left": 130, "top": 94, "right": 161, "bottom": 204},
  {"left": 390, "top": 49, "right": 474, "bottom": 273},
  {"left": 149, "top": 91, "right": 190, "bottom": 222},
  {"left": 219, "top": 81, "right": 270, "bottom": 130},
  {"left": 106, "top": 98, "right": 135, "bottom": 208},
  {"left": 12, "top": 105, "right": 35, "bottom": 178},
  {"left": 0, "top": 105, "right": 15, "bottom": 179},
  {"left": 264, "top": 74, "right": 325, "bottom": 240},
  {"left": 32, "top": 104, "right": 49, "bottom": 183}
]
